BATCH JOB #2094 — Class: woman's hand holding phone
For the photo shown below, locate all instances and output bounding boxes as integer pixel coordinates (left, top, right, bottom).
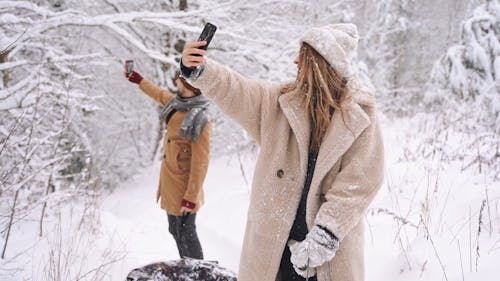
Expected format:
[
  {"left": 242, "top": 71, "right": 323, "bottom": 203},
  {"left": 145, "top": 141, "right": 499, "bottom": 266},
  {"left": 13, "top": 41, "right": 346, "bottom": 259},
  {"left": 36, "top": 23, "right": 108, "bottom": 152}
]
[
  {"left": 181, "top": 22, "right": 216, "bottom": 76},
  {"left": 123, "top": 61, "right": 143, "bottom": 84},
  {"left": 182, "top": 41, "right": 208, "bottom": 68}
]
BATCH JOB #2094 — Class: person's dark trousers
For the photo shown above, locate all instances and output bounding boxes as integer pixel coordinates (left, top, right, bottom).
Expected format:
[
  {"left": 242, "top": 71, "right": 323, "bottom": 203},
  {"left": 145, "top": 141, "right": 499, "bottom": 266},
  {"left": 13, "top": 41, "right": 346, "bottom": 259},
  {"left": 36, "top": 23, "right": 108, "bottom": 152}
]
[{"left": 167, "top": 213, "right": 203, "bottom": 259}]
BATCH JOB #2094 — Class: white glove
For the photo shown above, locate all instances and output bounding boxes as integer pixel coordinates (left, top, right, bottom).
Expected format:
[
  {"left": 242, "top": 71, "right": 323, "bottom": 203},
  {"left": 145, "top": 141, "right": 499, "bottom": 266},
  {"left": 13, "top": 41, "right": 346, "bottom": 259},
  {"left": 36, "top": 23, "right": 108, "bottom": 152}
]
[{"left": 288, "top": 225, "right": 340, "bottom": 277}]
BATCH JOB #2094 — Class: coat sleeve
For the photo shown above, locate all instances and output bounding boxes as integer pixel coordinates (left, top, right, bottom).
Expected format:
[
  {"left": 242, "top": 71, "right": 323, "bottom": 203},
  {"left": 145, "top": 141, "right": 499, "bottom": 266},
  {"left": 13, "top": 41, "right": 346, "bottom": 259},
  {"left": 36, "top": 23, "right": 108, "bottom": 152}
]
[
  {"left": 183, "top": 121, "right": 211, "bottom": 204},
  {"left": 138, "top": 78, "right": 175, "bottom": 106},
  {"left": 188, "top": 59, "right": 274, "bottom": 143},
  {"left": 314, "top": 109, "right": 384, "bottom": 241}
]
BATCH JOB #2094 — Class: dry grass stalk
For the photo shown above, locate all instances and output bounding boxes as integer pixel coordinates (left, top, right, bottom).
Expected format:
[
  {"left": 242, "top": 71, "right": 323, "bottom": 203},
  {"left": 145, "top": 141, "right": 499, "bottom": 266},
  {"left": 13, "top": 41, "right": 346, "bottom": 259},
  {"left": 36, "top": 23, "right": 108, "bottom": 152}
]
[
  {"left": 475, "top": 200, "right": 486, "bottom": 272},
  {"left": 485, "top": 187, "right": 492, "bottom": 237},
  {"left": 469, "top": 206, "right": 472, "bottom": 272},
  {"left": 375, "top": 208, "right": 417, "bottom": 228},
  {"left": 458, "top": 240, "right": 465, "bottom": 281},
  {"left": 420, "top": 214, "right": 449, "bottom": 281}
]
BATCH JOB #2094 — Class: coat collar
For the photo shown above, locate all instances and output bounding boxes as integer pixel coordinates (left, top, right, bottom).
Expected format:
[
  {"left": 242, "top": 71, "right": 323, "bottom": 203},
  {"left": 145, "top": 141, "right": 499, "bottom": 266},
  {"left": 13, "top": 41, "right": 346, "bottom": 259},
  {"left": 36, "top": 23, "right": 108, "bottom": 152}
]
[
  {"left": 278, "top": 86, "right": 372, "bottom": 187},
  {"left": 279, "top": 89, "right": 311, "bottom": 175},
  {"left": 313, "top": 100, "right": 371, "bottom": 186}
]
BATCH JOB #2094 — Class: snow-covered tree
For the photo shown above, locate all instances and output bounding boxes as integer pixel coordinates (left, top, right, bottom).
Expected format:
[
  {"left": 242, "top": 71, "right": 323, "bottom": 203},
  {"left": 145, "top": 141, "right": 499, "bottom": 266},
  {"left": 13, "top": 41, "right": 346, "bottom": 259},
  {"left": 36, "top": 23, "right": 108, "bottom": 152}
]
[
  {"left": 0, "top": 0, "right": 180, "bottom": 259},
  {"left": 359, "top": 0, "right": 418, "bottom": 115},
  {"left": 0, "top": 0, "right": 354, "bottom": 265}
]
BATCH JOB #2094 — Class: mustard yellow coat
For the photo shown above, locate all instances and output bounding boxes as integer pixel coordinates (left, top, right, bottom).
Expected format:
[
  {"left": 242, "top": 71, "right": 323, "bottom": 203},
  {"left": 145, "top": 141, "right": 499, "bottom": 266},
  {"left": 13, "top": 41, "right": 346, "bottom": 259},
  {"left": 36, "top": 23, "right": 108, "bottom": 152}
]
[{"left": 138, "top": 79, "right": 211, "bottom": 216}]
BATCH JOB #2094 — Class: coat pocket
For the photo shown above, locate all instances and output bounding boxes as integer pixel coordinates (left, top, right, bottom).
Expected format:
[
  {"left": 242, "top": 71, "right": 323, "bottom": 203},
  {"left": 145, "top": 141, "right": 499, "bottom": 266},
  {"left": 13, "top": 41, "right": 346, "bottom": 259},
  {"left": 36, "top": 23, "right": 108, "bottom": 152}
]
[{"left": 175, "top": 142, "right": 191, "bottom": 172}]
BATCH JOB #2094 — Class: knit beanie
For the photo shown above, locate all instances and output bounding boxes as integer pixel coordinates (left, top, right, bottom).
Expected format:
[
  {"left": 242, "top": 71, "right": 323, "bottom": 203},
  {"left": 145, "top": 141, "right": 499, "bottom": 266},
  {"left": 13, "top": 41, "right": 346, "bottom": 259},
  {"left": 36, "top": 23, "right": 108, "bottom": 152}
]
[{"left": 300, "top": 23, "right": 359, "bottom": 77}]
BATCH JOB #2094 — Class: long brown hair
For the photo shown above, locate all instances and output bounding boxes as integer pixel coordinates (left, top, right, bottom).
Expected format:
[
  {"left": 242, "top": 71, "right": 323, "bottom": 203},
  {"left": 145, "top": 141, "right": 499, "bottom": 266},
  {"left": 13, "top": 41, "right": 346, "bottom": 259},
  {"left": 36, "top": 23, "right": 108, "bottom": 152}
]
[{"left": 284, "top": 43, "right": 351, "bottom": 152}]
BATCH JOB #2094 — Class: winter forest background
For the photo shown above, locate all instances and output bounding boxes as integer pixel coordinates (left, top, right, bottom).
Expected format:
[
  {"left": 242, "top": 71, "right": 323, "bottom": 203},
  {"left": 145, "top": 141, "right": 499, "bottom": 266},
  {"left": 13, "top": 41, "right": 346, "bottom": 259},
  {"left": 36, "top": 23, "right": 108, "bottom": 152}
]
[{"left": 1, "top": 0, "right": 499, "bottom": 280}]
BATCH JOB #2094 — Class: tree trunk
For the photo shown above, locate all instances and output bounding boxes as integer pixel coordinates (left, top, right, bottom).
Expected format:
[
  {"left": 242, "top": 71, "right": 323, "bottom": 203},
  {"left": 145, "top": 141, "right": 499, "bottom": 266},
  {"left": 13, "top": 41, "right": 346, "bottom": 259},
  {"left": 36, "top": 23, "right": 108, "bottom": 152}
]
[
  {"left": 39, "top": 174, "right": 54, "bottom": 237},
  {"left": 2, "top": 189, "right": 19, "bottom": 259},
  {"left": 179, "top": 0, "right": 188, "bottom": 11},
  {"left": 0, "top": 50, "right": 10, "bottom": 88}
]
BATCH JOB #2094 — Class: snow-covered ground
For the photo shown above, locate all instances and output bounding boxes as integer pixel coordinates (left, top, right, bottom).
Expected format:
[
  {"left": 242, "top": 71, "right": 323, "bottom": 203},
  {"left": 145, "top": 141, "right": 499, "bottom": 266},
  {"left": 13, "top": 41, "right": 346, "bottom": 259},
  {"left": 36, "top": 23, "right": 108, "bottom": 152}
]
[
  {"left": 98, "top": 113, "right": 500, "bottom": 281},
  {"left": 99, "top": 154, "right": 251, "bottom": 277},
  {"left": 1, "top": 113, "right": 499, "bottom": 281}
]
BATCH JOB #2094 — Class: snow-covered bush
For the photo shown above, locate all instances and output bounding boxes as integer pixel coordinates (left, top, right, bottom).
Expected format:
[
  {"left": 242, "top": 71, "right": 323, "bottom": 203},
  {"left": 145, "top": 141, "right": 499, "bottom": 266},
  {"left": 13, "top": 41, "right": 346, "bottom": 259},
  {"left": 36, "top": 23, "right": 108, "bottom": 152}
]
[
  {"left": 418, "top": 0, "right": 500, "bottom": 179},
  {"left": 428, "top": 0, "right": 499, "bottom": 111}
]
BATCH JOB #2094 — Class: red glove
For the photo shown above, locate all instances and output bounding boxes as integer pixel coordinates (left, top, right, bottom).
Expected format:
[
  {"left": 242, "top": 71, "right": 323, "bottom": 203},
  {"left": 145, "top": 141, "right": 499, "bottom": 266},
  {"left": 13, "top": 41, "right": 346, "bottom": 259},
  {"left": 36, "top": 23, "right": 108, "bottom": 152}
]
[
  {"left": 180, "top": 199, "right": 196, "bottom": 215},
  {"left": 181, "top": 199, "right": 196, "bottom": 209},
  {"left": 128, "top": 71, "right": 143, "bottom": 84}
]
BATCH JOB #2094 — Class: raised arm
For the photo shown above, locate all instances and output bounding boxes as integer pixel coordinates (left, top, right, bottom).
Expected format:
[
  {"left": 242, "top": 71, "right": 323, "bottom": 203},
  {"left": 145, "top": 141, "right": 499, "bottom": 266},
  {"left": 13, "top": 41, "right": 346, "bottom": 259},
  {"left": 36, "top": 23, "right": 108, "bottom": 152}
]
[
  {"left": 181, "top": 41, "right": 276, "bottom": 143},
  {"left": 126, "top": 68, "right": 175, "bottom": 106},
  {"left": 138, "top": 78, "right": 175, "bottom": 106}
]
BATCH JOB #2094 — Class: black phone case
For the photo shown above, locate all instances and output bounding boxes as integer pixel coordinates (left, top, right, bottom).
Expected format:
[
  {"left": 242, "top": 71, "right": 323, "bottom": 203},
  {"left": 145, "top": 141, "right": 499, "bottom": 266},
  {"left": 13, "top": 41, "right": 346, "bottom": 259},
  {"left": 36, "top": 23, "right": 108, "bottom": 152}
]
[{"left": 197, "top": 23, "right": 217, "bottom": 51}]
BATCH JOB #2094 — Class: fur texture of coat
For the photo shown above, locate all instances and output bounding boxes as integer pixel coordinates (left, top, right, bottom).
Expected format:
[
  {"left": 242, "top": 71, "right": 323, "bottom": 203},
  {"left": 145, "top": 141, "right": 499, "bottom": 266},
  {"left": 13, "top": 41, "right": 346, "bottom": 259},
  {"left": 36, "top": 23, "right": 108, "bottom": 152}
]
[{"left": 189, "top": 59, "right": 384, "bottom": 281}]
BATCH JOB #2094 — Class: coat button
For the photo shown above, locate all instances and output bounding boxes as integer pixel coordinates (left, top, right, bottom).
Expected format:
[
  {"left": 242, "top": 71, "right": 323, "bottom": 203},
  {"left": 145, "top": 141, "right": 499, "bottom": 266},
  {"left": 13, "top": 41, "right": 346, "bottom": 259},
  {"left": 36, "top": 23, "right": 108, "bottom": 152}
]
[
  {"left": 319, "top": 193, "right": 327, "bottom": 202},
  {"left": 276, "top": 169, "right": 284, "bottom": 178},
  {"left": 163, "top": 154, "right": 166, "bottom": 159},
  {"left": 167, "top": 139, "right": 171, "bottom": 143}
]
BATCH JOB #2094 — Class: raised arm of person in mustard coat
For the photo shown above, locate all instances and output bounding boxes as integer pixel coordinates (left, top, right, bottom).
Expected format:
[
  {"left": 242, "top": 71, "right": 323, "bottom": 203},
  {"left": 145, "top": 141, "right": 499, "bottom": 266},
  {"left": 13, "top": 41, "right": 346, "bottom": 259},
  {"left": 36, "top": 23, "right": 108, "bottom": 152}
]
[{"left": 127, "top": 71, "right": 175, "bottom": 106}]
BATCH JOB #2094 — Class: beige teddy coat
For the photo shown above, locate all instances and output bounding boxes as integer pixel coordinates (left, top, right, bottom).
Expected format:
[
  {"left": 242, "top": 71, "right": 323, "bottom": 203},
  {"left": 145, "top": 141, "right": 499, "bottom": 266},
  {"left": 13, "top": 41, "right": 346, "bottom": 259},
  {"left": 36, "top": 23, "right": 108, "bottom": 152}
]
[{"left": 190, "top": 59, "right": 384, "bottom": 281}]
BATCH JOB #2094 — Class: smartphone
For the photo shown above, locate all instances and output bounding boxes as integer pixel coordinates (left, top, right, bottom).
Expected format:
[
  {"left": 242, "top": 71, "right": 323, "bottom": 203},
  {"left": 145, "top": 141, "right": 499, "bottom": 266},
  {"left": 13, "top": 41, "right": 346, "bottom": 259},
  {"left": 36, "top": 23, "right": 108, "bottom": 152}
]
[
  {"left": 194, "top": 22, "right": 217, "bottom": 55},
  {"left": 125, "top": 60, "right": 134, "bottom": 77}
]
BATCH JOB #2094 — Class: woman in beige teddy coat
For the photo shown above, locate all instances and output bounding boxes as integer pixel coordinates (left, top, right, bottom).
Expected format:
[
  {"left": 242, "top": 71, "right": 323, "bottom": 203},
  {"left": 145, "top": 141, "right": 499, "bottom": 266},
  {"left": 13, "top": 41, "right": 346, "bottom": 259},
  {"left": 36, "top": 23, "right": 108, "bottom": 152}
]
[{"left": 181, "top": 23, "right": 384, "bottom": 281}]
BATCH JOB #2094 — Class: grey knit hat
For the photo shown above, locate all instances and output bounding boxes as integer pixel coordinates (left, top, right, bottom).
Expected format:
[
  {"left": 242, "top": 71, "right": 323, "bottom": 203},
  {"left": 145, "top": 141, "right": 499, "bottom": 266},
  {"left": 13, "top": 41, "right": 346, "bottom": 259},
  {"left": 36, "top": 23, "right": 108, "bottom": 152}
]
[{"left": 300, "top": 23, "right": 359, "bottom": 77}]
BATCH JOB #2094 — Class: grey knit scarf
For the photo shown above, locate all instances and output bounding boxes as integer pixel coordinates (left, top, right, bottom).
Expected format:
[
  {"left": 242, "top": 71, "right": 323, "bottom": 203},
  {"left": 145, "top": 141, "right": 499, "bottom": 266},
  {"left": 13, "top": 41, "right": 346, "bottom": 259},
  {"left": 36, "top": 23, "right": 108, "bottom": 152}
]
[{"left": 159, "top": 94, "right": 211, "bottom": 142}]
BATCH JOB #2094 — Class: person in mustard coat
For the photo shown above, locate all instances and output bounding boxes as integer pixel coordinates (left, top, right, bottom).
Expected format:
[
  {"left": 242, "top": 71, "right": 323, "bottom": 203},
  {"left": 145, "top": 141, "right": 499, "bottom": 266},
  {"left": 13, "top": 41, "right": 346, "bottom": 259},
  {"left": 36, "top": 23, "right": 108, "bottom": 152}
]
[
  {"left": 180, "top": 23, "right": 384, "bottom": 281},
  {"left": 125, "top": 67, "right": 211, "bottom": 260}
]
